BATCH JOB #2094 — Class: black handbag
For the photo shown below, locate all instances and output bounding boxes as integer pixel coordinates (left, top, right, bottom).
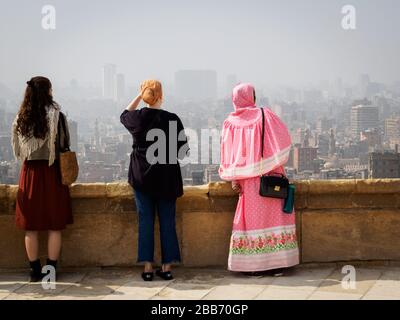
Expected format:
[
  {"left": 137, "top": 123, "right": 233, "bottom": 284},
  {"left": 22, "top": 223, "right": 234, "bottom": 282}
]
[{"left": 259, "top": 108, "right": 289, "bottom": 199}]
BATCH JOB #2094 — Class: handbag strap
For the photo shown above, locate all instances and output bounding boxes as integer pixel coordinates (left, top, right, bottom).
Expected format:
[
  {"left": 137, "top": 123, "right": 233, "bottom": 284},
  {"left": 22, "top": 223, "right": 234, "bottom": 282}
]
[
  {"left": 260, "top": 107, "right": 265, "bottom": 159},
  {"left": 58, "top": 113, "right": 70, "bottom": 152},
  {"left": 259, "top": 107, "right": 288, "bottom": 180}
]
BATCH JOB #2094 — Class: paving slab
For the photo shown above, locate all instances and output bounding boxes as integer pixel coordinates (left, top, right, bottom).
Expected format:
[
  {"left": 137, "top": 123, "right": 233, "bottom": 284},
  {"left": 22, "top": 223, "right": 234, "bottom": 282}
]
[
  {"left": 0, "top": 266, "right": 399, "bottom": 300},
  {"left": 362, "top": 268, "right": 400, "bottom": 299},
  {"left": 5, "top": 272, "right": 87, "bottom": 300},
  {"left": 255, "top": 287, "right": 314, "bottom": 300},
  {"left": 152, "top": 282, "right": 214, "bottom": 300},
  {"left": 315, "top": 267, "right": 381, "bottom": 296},
  {"left": 103, "top": 280, "right": 170, "bottom": 300}
]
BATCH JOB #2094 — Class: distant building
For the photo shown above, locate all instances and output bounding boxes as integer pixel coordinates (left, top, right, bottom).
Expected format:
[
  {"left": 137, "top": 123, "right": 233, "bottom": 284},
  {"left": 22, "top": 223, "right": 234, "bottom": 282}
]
[
  {"left": 328, "top": 129, "right": 336, "bottom": 157},
  {"left": 316, "top": 117, "right": 333, "bottom": 134},
  {"left": 293, "top": 144, "right": 318, "bottom": 172},
  {"left": 205, "top": 165, "right": 221, "bottom": 183},
  {"left": 319, "top": 168, "right": 347, "bottom": 180},
  {"left": 385, "top": 117, "right": 400, "bottom": 140},
  {"left": 192, "top": 170, "right": 205, "bottom": 185},
  {"left": 175, "top": 70, "right": 217, "bottom": 101},
  {"left": 369, "top": 151, "right": 400, "bottom": 178},
  {"left": 317, "top": 133, "right": 329, "bottom": 157},
  {"left": 350, "top": 104, "right": 379, "bottom": 138},
  {"left": 102, "top": 64, "right": 117, "bottom": 99},
  {"left": 360, "top": 128, "right": 382, "bottom": 152},
  {"left": 287, "top": 146, "right": 294, "bottom": 168}
]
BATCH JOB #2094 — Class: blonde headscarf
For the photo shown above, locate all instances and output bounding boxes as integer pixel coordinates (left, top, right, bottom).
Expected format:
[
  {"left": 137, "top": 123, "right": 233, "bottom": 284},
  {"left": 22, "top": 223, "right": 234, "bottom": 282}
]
[{"left": 140, "top": 80, "right": 163, "bottom": 106}]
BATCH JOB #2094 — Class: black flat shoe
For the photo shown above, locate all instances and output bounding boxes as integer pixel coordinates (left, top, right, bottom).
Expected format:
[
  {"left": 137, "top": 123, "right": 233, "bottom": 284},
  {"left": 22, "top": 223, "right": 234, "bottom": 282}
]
[
  {"left": 156, "top": 269, "right": 174, "bottom": 281},
  {"left": 241, "top": 272, "right": 264, "bottom": 277},
  {"left": 271, "top": 268, "right": 285, "bottom": 277},
  {"left": 29, "top": 272, "right": 44, "bottom": 283},
  {"left": 141, "top": 272, "right": 154, "bottom": 282}
]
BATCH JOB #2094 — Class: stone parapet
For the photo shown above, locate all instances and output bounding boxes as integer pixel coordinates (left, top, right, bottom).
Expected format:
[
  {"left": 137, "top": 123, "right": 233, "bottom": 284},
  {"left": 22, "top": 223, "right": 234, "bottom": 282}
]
[{"left": 0, "top": 179, "right": 399, "bottom": 268}]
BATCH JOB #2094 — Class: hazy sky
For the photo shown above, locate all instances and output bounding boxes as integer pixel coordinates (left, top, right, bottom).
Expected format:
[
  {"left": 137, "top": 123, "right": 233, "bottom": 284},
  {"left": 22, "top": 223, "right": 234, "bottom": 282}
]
[{"left": 0, "top": 0, "right": 399, "bottom": 89}]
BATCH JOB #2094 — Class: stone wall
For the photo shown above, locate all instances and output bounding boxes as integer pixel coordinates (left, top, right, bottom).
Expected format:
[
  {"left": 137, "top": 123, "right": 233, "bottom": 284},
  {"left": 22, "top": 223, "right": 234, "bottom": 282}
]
[{"left": 0, "top": 180, "right": 400, "bottom": 268}]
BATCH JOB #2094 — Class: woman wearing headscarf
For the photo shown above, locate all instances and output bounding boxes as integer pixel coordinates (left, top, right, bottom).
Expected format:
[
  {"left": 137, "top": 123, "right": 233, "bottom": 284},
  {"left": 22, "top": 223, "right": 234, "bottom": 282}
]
[
  {"left": 120, "top": 80, "right": 189, "bottom": 281},
  {"left": 219, "top": 83, "right": 299, "bottom": 276},
  {"left": 12, "top": 76, "right": 72, "bottom": 282}
]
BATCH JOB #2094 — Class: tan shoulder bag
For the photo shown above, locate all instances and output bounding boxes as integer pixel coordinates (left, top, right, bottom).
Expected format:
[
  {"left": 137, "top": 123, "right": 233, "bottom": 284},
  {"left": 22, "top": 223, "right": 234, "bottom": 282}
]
[{"left": 58, "top": 113, "right": 79, "bottom": 185}]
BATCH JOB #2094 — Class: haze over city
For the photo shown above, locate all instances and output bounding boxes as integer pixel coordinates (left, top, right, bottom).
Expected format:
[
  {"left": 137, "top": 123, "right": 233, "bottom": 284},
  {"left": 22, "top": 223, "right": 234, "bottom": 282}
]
[{"left": 0, "top": 0, "right": 399, "bottom": 91}]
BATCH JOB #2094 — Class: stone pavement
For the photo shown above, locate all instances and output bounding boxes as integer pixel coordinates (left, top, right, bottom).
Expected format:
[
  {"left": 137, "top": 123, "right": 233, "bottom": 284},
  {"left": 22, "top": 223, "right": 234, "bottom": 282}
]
[{"left": 1, "top": 265, "right": 400, "bottom": 300}]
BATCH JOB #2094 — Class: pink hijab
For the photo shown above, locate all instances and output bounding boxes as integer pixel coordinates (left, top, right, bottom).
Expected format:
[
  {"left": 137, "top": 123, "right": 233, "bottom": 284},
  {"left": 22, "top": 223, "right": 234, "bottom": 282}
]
[{"left": 219, "top": 83, "right": 292, "bottom": 181}]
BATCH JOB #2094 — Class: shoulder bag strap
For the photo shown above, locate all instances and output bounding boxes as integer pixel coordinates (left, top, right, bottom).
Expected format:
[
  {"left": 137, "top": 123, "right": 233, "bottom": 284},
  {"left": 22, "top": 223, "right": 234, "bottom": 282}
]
[
  {"left": 260, "top": 107, "right": 265, "bottom": 159},
  {"left": 59, "top": 113, "right": 70, "bottom": 152}
]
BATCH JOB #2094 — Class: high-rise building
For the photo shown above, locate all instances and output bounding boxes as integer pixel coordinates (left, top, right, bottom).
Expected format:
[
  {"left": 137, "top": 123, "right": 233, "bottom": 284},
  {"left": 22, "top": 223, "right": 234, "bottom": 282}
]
[
  {"left": 115, "top": 73, "right": 125, "bottom": 102},
  {"left": 350, "top": 104, "right": 379, "bottom": 138},
  {"left": 102, "top": 64, "right": 116, "bottom": 99},
  {"left": 369, "top": 151, "right": 400, "bottom": 178},
  {"left": 175, "top": 70, "right": 217, "bottom": 101}
]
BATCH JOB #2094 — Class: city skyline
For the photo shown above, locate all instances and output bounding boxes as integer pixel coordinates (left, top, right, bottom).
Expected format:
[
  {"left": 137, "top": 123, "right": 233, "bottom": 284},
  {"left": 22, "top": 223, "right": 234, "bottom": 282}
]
[{"left": 1, "top": 0, "right": 400, "bottom": 185}]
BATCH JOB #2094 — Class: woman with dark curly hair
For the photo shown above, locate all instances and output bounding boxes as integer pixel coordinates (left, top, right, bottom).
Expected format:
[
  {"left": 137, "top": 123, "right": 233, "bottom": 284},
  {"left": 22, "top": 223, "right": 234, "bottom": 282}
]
[{"left": 12, "top": 76, "right": 72, "bottom": 282}]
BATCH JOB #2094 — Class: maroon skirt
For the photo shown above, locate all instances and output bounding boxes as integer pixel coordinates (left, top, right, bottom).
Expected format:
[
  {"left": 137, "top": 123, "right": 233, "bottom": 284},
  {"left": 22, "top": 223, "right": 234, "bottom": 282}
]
[{"left": 16, "top": 160, "right": 73, "bottom": 231}]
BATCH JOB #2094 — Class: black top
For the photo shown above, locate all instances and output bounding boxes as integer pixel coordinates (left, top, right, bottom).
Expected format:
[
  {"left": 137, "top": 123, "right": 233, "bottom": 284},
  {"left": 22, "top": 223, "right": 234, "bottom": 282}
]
[{"left": 120, "top": 108, "right": 189, "bottom": 199}]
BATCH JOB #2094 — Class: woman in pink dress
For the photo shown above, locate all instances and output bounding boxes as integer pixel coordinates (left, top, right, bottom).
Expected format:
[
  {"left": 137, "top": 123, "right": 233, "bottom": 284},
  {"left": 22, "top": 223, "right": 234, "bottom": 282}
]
[{"left": 219, "top": 83, "right": 299, "bottom": 276}]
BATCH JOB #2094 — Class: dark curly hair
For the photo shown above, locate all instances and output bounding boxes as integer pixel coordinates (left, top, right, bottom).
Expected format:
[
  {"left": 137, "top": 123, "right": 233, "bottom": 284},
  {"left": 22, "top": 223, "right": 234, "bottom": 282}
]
[{"left": 16, "top": 76, "right": 55, "bottom": 139}]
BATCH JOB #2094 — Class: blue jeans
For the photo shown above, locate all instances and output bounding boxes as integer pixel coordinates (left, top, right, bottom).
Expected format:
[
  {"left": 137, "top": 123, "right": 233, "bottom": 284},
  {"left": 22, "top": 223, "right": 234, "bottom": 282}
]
[{"left": 134, "top": 190, "right": 181, "bottom": 264}]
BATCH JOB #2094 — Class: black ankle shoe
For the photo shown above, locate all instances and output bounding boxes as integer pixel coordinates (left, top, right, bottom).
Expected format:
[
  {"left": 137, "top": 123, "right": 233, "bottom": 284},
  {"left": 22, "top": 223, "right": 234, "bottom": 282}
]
[
  {"left": 29, "top": 259, "right": 43, "bottom": 283},
  {"left": 46, "top": 258, "right": 58, "bottom": 270},
  {"left": 141, "top": 272, "right": 154, "bottom": 282},
  {"left": 156, "top": 269, "right": 174, "bottom": 281}
]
